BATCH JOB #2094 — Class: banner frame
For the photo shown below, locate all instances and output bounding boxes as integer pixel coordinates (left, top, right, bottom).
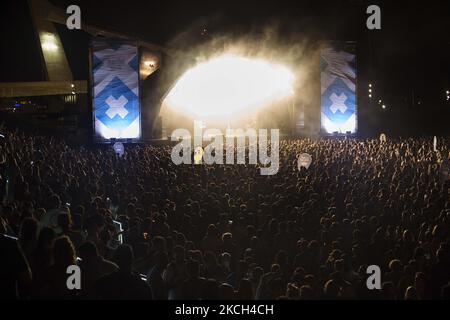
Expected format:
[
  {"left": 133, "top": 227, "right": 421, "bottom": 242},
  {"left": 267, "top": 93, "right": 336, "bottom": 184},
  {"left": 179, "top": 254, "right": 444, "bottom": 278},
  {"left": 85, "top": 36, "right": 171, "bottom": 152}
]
[{"left": 90, "top": 38, "right": 142, "bottom": 143}]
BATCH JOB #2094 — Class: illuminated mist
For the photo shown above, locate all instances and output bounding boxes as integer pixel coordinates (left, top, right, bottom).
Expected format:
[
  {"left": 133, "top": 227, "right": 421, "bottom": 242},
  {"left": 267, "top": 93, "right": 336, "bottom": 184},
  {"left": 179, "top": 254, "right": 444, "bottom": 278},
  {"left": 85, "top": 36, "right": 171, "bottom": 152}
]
[
  {"left": 158, "top": 26, "right": 322, "bottom": 135},
  {"left": 164, "top": 53, "right": 295, "bottom": 120}
]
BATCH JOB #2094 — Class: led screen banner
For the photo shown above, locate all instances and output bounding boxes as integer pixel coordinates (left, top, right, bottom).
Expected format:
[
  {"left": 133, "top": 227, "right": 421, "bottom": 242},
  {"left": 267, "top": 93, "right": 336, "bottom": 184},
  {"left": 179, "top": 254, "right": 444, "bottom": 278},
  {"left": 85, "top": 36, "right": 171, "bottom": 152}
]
[
  {"left": 91, "top": 38, "right": 141, "bottom": 141},
  {"left": 320, "top": 43, "right": 357, "bottom": 134}
]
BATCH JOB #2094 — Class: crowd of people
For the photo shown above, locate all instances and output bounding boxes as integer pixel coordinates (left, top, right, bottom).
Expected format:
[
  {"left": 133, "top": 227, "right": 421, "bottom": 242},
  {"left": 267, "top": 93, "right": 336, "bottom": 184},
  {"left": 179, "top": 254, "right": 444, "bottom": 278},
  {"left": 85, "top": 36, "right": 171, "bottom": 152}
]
[{"left": 1, "top": 121, "right": 449, "bottom": 300}]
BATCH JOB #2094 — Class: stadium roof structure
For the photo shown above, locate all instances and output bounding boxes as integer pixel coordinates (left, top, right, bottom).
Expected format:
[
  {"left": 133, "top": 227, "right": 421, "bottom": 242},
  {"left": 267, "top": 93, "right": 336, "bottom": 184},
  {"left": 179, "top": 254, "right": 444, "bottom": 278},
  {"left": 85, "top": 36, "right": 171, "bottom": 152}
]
[{"left": 0, "top": 0, "right": 174, "bottom": 98}]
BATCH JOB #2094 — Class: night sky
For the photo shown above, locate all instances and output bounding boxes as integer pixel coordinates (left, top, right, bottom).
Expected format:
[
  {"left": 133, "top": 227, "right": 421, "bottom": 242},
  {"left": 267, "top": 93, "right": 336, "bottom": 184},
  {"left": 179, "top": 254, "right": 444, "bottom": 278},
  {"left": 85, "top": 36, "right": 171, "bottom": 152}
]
[{"left": 1, "top": 0, "right": 449, "bottom": 106}]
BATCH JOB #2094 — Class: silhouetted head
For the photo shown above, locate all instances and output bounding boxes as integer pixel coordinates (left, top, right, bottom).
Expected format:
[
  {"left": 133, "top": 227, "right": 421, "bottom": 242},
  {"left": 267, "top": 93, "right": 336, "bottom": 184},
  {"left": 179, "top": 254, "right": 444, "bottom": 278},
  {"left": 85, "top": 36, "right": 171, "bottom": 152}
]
[
  {"left": 53, "top": 236, "right": 76, "bottom": 267},
  {"left": 114, "top": 244, "right": 134, "bottom": 272},
  {"left": 78, "top": 241, "right": 98, "bottom": 263}
]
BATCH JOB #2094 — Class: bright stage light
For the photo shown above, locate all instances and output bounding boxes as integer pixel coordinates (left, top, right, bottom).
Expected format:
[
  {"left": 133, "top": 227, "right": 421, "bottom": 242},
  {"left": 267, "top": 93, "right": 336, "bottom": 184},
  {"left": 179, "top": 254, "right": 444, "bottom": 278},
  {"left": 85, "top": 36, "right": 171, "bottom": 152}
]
[
  {"left": 164, "top": 54, "right": 295, "bottom": 120},
  {"left": 144, "top": 60, "right": 155, "bottom": 68},
  {"left": 42, "top": 41, "right": 58, "bottom": 51},
  {"left": 41, "top": 34, "right": 58, "bottom": 51}
]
